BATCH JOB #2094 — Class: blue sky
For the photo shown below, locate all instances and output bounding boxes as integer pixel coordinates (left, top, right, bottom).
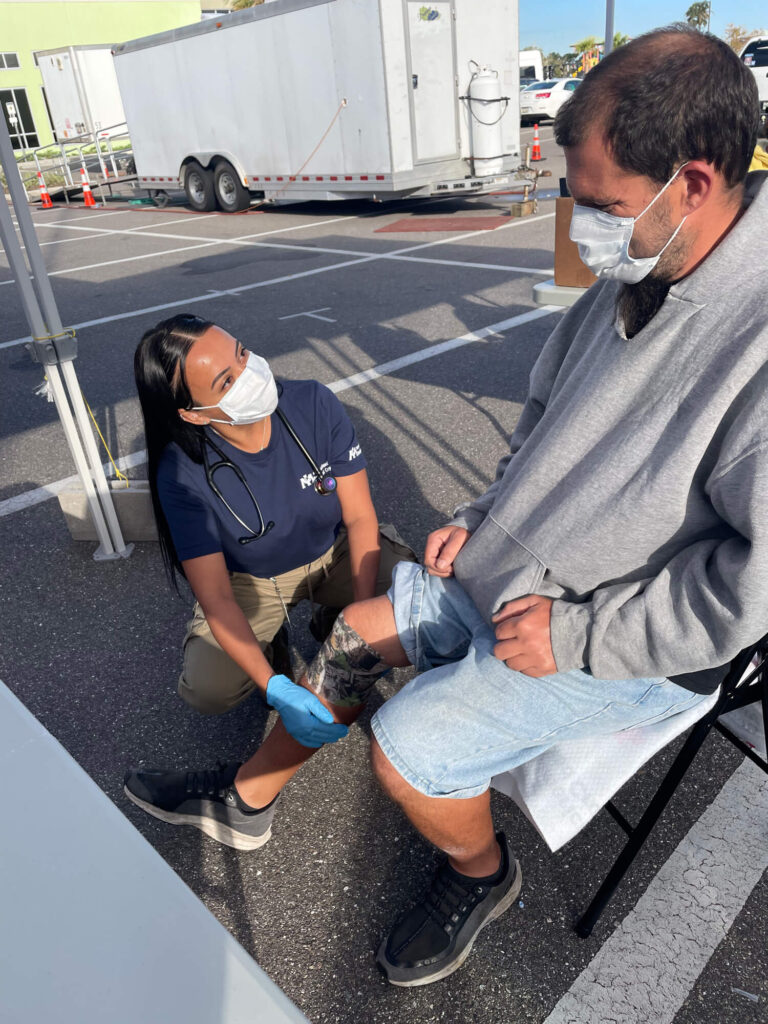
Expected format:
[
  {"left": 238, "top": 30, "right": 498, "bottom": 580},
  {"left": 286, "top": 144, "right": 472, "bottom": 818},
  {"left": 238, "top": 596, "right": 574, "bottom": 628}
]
[{"left": 519, "top": 1, "right": 767, "bottom": 54}]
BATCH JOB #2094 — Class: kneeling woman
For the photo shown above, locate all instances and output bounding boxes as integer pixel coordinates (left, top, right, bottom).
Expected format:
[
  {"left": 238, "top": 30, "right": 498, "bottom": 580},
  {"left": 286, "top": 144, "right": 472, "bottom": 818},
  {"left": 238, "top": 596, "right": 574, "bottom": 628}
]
[{"left": 132, "top": 311, "right": 412, "bottom": 729}]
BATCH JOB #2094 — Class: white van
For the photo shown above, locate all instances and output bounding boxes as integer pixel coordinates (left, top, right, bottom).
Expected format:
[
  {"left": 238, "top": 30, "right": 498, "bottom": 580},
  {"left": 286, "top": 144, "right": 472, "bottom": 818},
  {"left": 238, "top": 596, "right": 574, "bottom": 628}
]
[
  {"left": 519, "top": 48, "right": 543, "bottom": 84},
  {"left": 739, "top": 36, "right": 768, "bottom": 129}
]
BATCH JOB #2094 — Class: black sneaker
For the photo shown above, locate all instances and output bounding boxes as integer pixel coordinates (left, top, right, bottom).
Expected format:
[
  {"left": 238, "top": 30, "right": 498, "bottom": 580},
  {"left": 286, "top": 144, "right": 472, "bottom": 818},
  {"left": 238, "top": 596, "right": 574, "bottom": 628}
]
[
  {"left": 123, "top": 761, "right": 278, "bottom": 851},
  {"left": 376, "top": 832, "right": 521, "bottom": 986}
]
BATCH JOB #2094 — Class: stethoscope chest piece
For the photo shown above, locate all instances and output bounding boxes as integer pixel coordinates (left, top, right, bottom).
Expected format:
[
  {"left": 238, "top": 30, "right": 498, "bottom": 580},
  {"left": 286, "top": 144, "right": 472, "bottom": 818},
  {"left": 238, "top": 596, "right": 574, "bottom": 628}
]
[{"left": 315, "top": 474, "right": 337, "bottom": 496}]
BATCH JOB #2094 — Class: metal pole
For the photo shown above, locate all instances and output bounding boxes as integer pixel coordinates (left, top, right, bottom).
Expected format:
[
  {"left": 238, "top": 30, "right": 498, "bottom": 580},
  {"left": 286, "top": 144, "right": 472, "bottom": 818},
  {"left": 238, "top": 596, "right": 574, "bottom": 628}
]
[
  {"left": 0, "top": 189, "right": 116, "bottom": 556},
  {"left": 0, "top": 114, "right": 132, "bottom": 559},
  {"left": 6, "top": 155, "right": 130, "bottom": 556},
  {"left": 604, "top": 0, "right": 615, "bottom": 57},
  {"left": 0, "top": 189, "right": 47, "bottom": 337}
]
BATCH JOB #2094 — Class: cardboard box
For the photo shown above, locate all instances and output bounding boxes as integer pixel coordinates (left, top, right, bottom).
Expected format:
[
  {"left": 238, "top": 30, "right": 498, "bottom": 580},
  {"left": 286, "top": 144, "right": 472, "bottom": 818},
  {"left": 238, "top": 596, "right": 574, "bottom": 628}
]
[{"left": 554, "top": 197, "right": 597, "bottom": 289}]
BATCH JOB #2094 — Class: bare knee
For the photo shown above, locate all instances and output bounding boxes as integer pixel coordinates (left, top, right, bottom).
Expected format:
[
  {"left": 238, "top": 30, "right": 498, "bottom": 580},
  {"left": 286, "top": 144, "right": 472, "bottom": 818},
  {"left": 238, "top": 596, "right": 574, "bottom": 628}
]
[
  {"left": 371, "top": 734, "right": 411, "bottom": 804},
  {"left": 342, "top": 596, "right": 409, "bottom": 668}
]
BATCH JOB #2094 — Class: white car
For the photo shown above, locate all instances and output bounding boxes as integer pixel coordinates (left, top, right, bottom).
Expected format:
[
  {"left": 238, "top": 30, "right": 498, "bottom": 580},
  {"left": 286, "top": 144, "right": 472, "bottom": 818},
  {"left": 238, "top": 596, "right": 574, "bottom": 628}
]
[{"left": 520, "top": 78, "right": 580, "bottom": 124}]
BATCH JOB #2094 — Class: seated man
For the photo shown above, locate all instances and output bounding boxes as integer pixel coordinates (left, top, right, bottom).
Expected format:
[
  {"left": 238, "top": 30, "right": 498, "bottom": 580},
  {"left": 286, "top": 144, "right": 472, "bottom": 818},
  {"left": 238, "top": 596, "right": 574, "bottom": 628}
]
[
  {"left": 302, "top": 26, "right": 768, "bottom": 985},
  {"left": 125, "top": 25, "right": 766, "bottom": 988}
]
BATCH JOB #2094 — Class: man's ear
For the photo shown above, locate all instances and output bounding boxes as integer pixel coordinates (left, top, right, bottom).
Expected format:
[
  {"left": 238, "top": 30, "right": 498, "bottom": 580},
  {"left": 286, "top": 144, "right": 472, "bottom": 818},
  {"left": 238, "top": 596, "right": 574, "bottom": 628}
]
[
  {"left": 679, "top": 161, "right": 716, "bottom": 215},
  {"left": 178, "top": 408, "right": 211, "bottom": 426}
]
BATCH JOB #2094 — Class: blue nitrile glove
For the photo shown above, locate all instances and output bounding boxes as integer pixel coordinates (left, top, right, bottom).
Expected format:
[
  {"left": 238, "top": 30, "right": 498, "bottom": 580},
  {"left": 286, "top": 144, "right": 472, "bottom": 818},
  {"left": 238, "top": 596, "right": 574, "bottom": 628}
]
[{"left": 266, "top": 674, "right": 348, "bottom": 748}]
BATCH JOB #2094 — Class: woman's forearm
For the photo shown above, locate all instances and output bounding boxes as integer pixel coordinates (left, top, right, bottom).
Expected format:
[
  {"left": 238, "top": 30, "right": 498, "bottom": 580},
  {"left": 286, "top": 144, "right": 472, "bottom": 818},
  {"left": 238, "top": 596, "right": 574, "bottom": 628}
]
[
  {"left": 345, "top": 516, "right": 381, "bottom": 602},
  {"left": 203, "top": 595, "right": 276, "bottom": 691}
]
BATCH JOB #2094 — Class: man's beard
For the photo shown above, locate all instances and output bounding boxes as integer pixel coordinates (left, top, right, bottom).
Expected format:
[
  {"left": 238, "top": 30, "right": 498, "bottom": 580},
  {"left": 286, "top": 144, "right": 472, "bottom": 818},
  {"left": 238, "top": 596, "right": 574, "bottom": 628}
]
[
  {"left": 617, "top": 276, "right": 672, "bottom": 339},
  {"left": 617, "top": 222, "right": 690, "bottom": 338}
]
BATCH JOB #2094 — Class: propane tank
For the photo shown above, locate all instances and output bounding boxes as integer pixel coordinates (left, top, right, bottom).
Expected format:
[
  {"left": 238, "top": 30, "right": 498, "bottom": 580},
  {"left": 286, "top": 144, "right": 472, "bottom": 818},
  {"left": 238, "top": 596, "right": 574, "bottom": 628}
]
[{"left": 467, "top": 64, "right": 506, "bottom": 176}]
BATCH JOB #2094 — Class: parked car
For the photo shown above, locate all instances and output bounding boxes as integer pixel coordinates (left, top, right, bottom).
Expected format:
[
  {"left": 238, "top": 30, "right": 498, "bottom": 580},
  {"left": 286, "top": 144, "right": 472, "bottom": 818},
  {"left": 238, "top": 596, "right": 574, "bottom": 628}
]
[
  {"left": 520, "top": 77, "right": 580, "bottom": 124},
  {"left": 739, "top": 37, "right": 768, "bottom": 132}
]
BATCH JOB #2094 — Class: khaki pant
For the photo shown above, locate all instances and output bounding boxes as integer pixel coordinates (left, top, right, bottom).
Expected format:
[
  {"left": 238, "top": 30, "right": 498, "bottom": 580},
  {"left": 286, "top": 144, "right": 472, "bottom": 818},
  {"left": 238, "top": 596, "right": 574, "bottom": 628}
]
[{"left": 179, "top": 524, "right": 416, "bottom": 714}]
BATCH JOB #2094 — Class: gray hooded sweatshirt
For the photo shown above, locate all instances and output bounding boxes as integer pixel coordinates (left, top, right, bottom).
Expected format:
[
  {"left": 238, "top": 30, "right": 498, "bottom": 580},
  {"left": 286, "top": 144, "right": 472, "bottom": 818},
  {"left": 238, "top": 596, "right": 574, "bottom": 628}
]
[{"left": 451, "top": 171, "right": 768, "bottom": 694}]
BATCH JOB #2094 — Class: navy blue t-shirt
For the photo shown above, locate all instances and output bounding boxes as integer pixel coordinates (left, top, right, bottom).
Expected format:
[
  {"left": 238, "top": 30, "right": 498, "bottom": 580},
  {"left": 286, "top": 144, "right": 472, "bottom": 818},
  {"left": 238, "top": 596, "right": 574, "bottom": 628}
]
[{"left": 157, "top": 379, "right": 366, "bottom": 577}]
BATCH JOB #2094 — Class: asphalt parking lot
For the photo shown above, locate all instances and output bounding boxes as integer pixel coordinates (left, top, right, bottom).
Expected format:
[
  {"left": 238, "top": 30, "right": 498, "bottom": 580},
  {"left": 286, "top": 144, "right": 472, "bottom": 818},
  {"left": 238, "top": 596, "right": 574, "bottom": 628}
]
[{"left": 2, "top": 123, "right": 767, "bottom": 1023}]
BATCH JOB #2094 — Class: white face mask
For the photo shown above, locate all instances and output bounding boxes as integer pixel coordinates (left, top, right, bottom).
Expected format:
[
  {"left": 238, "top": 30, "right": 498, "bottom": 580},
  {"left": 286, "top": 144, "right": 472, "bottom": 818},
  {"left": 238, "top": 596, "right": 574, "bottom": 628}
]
[
  {"left": 192, "top": 351, "right": 278, "bottom": 425},
  {"left": 569, "top": 163, "right": 689, "bottom": 284}
]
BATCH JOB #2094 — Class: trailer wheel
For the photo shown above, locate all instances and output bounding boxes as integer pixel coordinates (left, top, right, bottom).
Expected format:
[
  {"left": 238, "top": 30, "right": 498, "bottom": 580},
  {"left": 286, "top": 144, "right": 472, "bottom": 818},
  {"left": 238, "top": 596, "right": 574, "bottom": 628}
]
[
  {"left": 214, "top": 162, "right": 251, "bottom": 213},
  {"left": 183, "top": 162, "right": 217, "bottom": 212}
]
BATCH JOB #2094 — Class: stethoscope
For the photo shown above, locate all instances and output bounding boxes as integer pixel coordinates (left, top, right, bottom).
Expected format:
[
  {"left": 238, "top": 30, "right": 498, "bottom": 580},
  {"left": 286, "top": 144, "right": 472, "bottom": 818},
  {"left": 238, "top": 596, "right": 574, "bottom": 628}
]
[{"left": 201, "top": 407, "right": 337, "bottom": 545}]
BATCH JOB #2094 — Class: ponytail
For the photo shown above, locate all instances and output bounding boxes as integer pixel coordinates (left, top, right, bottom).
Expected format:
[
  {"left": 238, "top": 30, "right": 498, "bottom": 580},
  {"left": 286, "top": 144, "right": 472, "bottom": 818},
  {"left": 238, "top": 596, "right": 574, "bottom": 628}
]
[{"left": 134, "top": 313, "right": 212, "bottom": 589}]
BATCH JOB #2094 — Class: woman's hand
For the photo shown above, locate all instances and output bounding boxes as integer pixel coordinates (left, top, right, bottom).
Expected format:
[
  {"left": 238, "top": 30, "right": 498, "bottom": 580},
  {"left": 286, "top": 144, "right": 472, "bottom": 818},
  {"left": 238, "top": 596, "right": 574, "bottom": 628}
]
[
  {"left": 266, "top": 675, "right": 349, "bottom": 748},
  {"left": 424, "top": 526, "right": 471, "bottom": 577}
]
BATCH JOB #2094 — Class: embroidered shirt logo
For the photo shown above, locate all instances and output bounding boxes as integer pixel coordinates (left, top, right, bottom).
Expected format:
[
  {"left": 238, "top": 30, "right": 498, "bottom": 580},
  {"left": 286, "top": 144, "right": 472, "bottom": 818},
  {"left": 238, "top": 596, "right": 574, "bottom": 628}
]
[{"left": 348, "top": 444, "right": 362, "bottom": 461}]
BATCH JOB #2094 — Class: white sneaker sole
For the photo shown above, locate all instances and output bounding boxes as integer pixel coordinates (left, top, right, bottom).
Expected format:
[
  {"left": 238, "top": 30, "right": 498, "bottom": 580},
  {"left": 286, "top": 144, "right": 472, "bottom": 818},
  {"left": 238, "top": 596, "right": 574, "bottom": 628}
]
[
  {"left": 379, "top": 859, "right": 522, "bottom": 987},
  {"left": 123, "top": 786, "right": 272, "bottom": 852}
]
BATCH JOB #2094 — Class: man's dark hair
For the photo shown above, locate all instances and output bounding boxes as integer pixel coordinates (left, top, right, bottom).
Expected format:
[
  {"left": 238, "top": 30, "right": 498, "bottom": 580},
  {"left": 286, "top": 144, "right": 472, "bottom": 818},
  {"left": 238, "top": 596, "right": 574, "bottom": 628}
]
[{"left": 554, "top": 25, "right": 759, "bottom": 189}]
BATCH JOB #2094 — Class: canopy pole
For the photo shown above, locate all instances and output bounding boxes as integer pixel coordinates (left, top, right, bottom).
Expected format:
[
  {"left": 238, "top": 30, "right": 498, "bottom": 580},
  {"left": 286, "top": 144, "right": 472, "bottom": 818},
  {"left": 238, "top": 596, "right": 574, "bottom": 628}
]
[{"left": 0, "top": 118, "right": 132, "bottom": 560}]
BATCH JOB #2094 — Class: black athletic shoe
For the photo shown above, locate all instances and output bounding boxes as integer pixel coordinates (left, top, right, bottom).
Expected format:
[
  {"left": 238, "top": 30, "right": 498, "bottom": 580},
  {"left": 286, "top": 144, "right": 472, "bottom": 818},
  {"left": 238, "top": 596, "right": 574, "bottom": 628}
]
[
  {"left": 376, "top": 832, "right": 521, "bottom": 986},
  {"left": 123, "top": 761, "right": 278, "bottom": 851}
]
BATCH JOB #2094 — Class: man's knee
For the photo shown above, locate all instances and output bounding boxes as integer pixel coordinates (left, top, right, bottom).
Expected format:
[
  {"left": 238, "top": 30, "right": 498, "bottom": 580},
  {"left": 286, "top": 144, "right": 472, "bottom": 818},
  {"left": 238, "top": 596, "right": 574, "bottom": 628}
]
[
  {"left": 305, "top": 607, "right": 392, "bottom": 708},
  {"left": 371, "top": 734, "right": 412, "bottom": 804}
]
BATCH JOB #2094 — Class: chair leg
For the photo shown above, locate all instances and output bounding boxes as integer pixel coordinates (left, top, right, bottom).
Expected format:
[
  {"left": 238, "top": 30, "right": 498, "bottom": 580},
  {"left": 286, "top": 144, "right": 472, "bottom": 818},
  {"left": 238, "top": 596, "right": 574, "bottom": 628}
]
[{"left": 575, "top": 713, "right": 716, "bottom": 938}]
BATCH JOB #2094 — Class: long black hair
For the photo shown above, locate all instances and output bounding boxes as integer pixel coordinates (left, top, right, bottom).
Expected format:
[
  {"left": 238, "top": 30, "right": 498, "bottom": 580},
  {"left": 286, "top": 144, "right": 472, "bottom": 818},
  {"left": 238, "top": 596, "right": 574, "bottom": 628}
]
[{"left": 135, "top": 313, "right": 213, "bottom": 589}]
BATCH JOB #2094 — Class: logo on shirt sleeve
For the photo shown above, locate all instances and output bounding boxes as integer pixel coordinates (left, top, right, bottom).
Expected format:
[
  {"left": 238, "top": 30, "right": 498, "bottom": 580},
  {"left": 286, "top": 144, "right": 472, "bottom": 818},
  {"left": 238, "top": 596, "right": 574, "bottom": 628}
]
[{"left": 348, "top": 444, "right": 362, "bottom": 461}]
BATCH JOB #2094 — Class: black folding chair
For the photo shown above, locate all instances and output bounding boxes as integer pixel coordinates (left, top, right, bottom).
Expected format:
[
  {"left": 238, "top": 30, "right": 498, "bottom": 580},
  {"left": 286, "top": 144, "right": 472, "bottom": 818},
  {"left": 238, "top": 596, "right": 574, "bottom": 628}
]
[{"left": 575, "top": 636, "right": 768, "bottom": 937}]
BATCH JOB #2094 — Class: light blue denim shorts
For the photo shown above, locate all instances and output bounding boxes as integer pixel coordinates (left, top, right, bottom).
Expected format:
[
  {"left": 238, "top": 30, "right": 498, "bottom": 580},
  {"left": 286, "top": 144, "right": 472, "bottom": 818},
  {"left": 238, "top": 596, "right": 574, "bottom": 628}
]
[{"left": 370, "top": 562, "right": 708, "bottom": 799}]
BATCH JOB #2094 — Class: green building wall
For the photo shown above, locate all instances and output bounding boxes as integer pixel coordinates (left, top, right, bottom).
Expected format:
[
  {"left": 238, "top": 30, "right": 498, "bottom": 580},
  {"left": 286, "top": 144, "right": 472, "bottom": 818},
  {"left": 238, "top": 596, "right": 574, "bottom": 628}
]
[{"left": 0, "top": 1, "right": 202, "bottom": 148}]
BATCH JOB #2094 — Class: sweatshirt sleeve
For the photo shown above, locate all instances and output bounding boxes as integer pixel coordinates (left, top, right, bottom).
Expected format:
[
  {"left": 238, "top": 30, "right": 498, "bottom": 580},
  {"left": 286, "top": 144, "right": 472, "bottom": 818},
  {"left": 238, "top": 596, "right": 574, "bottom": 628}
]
[
  {"left": 449, "top": 299, "right": 591, "bottom": 534},
  {"left": 550, "top": 443, "right": 768, "bottom": 679}
]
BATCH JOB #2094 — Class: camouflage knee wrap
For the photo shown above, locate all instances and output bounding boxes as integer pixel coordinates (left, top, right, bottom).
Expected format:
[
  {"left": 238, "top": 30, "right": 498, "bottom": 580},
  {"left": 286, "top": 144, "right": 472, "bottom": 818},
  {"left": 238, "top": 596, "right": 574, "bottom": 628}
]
[{"left": 305, "top": 611, "right": 390, "bottom": 707}]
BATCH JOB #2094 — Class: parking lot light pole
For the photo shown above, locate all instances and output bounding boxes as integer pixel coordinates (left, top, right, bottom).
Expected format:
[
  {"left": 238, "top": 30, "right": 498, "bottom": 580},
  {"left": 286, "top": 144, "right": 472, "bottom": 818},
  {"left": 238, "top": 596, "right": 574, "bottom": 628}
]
[
  {"left": 0, "top": 117, "right": 132, "bottom": 561},
  {"left": 604, "top": 0, "right": 615, "bottom": 56}
]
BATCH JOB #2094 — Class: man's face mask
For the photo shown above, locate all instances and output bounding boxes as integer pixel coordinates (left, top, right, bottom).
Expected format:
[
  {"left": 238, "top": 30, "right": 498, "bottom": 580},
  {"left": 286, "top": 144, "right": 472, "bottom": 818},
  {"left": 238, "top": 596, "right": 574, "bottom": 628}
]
[
  {"left": 192, "top": 351, "right": 278, "bottom": 425},
  {"left": 569, "top": 163, "right": 689, "bottom": 284}
]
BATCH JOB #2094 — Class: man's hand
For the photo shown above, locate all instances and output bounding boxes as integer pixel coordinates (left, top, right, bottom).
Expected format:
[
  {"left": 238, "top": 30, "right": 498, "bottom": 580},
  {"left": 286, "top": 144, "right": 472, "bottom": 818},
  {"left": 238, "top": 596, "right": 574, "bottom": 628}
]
[
  {"left": 424, "top": 526, "right": 471, "bottom": 577},
  {"left": 492, "top": 596, "right": 556, "bottom": 677}
]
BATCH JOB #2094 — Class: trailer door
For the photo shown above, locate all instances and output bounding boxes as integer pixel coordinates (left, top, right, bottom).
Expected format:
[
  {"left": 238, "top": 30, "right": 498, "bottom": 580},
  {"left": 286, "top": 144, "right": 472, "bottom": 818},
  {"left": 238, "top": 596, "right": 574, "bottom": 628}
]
[{"left": 404, "top": 1, "right": 459, "bottom": 163}]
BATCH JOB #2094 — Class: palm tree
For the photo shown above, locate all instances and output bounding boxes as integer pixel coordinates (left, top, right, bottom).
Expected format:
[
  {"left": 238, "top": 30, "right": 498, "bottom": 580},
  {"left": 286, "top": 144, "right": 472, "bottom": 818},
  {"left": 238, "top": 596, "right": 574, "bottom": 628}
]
[
  {"left": 613, "top": 32, "right": 630, "bottom": 49},
  {"left": 572, "top": 36, "right": 599, "bottom": 54},
  {"left": 685, "top": 3, "right": 710, "bottom": 31}
]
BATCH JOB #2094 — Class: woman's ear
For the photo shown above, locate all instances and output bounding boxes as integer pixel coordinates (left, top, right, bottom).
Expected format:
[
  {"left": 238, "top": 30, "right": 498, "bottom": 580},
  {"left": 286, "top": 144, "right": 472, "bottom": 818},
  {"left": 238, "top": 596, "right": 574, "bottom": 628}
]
[{"left": 178, "top": 408, "right": 210, "bottom": 426}]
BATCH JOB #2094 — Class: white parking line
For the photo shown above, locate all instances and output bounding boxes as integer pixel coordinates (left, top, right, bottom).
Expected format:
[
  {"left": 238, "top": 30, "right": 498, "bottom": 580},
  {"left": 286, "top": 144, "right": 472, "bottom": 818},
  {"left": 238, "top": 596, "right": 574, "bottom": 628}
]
[
  {"left": 0, "top": 305, "right": 559, "bottom": 516},
  {"left": 0, "top": 239, "right": 555, "bottom": 286},
  {"left": 0, "top": 214, "right": 362, "bottom": 287},
  {"left": 38, "top": 209, "right": 137, "bottom": 224},
  {"left": 0, "top": 213, "right": 556, "bottom": 350},
  {"left": 543, "top": 758, "right": 768, "bottom": 1024}
]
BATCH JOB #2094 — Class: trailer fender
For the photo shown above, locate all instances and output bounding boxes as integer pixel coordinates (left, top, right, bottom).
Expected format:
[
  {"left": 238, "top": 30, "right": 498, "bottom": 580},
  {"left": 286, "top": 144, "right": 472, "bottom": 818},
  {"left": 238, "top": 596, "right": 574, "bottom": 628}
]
[{"left": 179, "top": 151, "right": 250, "bottom": 189}]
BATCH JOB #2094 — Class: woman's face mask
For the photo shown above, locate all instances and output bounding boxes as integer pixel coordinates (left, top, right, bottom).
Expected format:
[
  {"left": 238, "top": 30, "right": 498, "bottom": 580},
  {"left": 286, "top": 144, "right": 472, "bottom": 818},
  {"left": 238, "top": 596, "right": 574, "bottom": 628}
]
[
  {"left": 569, "top": 163, "right": 689, "bottom": 284},
  {"left": 192, "top": 351, "right": 278, "bottom": 425}
]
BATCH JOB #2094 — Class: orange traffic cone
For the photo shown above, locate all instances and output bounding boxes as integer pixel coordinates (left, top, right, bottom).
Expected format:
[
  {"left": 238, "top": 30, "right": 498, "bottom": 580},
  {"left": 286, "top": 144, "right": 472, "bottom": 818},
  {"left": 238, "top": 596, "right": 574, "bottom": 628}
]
[
  {"left": 531, "top": 124, "right": 542, "bottom": 162},
  {"left": 80, "top": 168, "right": 97, "bottom": 208},
  {"left": 37, "top": 172, "right": 53, "bottom": 209}
]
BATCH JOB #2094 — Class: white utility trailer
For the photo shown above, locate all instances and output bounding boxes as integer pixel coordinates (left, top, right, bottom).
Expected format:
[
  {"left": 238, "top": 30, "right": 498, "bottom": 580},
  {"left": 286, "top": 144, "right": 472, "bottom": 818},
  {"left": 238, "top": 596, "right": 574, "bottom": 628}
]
[
  {"left": 112, "top": 0, "right": 521, "bottom": 211},
  {"left": 36, "top": 46, "right": 126, "bottom": 141}
]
